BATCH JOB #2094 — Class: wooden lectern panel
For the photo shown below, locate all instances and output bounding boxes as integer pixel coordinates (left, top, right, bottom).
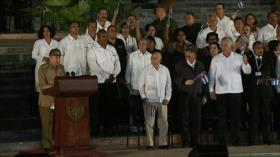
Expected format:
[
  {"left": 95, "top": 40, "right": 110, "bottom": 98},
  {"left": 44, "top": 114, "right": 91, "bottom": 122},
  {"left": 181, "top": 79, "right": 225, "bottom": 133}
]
[{"left": 55, "top": 97, "right": 89, "bottom": 148}]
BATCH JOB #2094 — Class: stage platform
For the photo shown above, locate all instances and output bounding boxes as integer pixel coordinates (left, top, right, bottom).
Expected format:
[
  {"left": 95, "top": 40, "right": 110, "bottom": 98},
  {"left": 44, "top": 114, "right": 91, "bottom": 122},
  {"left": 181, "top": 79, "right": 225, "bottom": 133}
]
[{"left": 0, "top": 136, "right": 280, "bottom": 157}]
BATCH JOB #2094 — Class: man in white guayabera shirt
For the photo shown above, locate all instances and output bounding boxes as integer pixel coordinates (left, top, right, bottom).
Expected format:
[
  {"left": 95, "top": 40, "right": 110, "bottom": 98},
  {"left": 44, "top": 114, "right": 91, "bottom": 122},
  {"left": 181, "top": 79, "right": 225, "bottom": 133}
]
[
  {"left": 58, "top": 21, "right": 87, "bottom": 76},
  {"left": 87, "top": 29, "right": 121, "bottom": 135},
  {"left": 138, "top": 51, "right": 172, "bottom": 149},
  {"left": 125, "top": 39, "right": 151, "bottom": 132},
  {"left": 96, "top": 7, "right": 111, "bottom": 32},
  {"left": 81, "top": 19, "right": 97, "bottom": 49},
  {"left": 209, "top": 37, "right": 251, "bottom": 146},
  {"left": 215, "top": 2, "right": 234, "bottom": 34},
  {"left": 257, "top": 10, "right": 278, "bottom": 47}
]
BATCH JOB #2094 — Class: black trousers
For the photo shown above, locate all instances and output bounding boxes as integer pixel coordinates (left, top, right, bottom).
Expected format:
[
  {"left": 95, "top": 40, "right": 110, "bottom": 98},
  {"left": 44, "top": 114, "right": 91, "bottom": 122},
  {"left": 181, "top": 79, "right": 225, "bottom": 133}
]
[
  {"left": 178, "top": 92, "right": 201, "bottom": 145},
  {"left": 89, "top": 94, "right": 99, "bottom": 136},
  {"left": 129, "top": 95, "right": 144, "bottom": 126},
  {"left": 249, "top": 95, "right": 272, "bottom": 143},
  {"left": 216, "top": 93, "right": 241, "bottom": 144},
  {"left": 273, "top": 93, "right": 280, "bottom": 135},
  {"left": 98, "top": 83, "right": 119, "bottom": 135}
]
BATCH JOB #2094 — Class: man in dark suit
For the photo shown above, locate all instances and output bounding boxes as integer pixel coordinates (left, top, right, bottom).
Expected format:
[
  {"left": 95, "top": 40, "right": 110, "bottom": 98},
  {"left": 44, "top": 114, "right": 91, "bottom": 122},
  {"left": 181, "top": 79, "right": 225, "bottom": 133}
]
[
  {"left": 175, "top": 45, "right": 208, "bottom": 147},
  {"left": 247, "top": 41, "right": 276, "bottom": 145}
]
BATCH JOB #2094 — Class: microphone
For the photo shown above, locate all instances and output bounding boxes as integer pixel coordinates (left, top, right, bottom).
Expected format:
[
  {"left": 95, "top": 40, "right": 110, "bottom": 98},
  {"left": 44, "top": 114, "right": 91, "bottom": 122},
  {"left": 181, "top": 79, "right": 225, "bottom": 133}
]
[{"left": 71, "top": 71, "right": 75, "bottom": 77}]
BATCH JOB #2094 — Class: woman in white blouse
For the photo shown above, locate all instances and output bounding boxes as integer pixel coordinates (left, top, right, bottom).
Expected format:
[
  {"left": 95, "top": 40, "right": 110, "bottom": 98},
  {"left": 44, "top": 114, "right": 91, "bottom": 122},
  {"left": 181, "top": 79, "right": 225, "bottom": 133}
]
[
  {"left": 117, "top": 23, "right": 138, "bottom": 54},
  {"left": 145, "top": 24, "right": 164, "bottom": 50},
  {"left": 242, "top": 24, "right": 256, "bottom": 52},
  {"left": 32, "top": 25, "right": 58, "bottom": 91}
]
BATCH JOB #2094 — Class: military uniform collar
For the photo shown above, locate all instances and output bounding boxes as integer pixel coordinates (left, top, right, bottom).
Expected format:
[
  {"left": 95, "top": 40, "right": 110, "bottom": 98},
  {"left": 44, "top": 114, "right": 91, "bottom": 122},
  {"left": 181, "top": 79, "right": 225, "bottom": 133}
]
[{"left": 48, "top": 62, "right": 58, "bottom": 69}]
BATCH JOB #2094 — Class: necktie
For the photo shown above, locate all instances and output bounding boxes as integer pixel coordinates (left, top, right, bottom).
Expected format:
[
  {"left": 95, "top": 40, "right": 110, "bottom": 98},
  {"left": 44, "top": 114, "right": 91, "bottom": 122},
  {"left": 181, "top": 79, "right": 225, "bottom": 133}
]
[{"left": 257, "top": 57, "right": 262, "bottom": 68}]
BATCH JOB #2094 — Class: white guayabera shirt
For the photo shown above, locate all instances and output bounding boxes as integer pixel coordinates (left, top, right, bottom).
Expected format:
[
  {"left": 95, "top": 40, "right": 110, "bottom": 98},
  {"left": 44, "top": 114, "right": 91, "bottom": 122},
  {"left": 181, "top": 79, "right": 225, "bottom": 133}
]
[
  {"left": 196, "top": 27, "right": 225, "bottom": 48},
  {"left": 81, "top": 31, "right": 97, "bottom": 49},
  {"left": 87, "top": 43, "right": 121, "bottom": 84},
  {"left": 117, "top": 33, "right": 138, "bottom": 54},
  {"left": 96, "top": 20, "right": 111, "bottom": 32},
  {"left": 217, "top": 16, "right": 234, "bottom": 34},
  {"left": 125, "top": 50, "right": 151, "bottom": 91},
  {"left": 209, "top": 52, "right": 252, "bottom": 94},
  {"left": 257, "top": 24, "right": 278, "bottom": 46},
  {"left": 154, "top": 36, "right": 164, "bottom": 50},
  {"left": 32, "top": 38, "right": 58, "bottom": 91},
  {"left": 58, "top": 34, "right": 87, "bottom": 76},
  {"left": 138, "top": 64, "right": 172, "bottom": 103}
]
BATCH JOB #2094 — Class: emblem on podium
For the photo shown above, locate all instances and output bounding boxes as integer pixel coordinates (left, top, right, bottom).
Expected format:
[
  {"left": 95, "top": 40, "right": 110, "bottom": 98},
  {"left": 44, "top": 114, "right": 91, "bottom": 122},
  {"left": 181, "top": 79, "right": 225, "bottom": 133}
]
[{"left": 66, "top": 101, "right": 84, "bottom": 122}]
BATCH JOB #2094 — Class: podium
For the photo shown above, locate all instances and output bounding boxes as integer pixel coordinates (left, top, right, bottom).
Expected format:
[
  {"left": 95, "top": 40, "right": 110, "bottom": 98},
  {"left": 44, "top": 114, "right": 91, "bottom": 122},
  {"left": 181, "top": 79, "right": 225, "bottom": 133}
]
[{"left": 43, "top": 76, "right": 105, "bottom": 157}]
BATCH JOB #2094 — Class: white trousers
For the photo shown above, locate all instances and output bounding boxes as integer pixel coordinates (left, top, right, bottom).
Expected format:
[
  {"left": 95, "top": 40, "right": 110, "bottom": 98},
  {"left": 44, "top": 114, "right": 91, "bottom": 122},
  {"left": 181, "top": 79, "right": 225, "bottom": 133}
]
[{"left": 143, "top": 102, "right": 168, "bottom": 146}]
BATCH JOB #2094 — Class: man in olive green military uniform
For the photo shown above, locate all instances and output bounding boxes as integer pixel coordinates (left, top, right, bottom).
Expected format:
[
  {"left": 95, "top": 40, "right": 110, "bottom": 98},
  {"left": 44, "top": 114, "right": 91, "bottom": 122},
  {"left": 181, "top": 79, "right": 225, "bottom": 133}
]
[
  {"left": 38, "top": 48, "right": 65, "bottom": 149},
  {"left": 151, "top": 4, "right": 177, "bottom": 45}
]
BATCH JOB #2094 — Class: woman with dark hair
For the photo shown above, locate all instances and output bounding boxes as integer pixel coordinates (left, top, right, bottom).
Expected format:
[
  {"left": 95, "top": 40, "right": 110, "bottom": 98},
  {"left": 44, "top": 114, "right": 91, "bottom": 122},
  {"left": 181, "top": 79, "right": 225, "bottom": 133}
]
[
  {"left": 32, "top": 25, "right": 58, "bottom": 92},
  {"left": 145, "top": 24, "right": 164, "bottom": 50},
  {"left": 117, "top": 22, "right": 138, "bottom": 54},
  {"left": 146, "top": 36, "right": 160, "bottom": 54},
  {"left": 197, "top": 32, "right": 219, "bottom": 73},
  {"left": 245, "top": 13, "right": 259, "bottom": 38},
  {"left": 268, "top": 40, "right": 280, "bottom": 56},
  {"left": 167, "top": 29, "right": 192, "bottom": 55}
]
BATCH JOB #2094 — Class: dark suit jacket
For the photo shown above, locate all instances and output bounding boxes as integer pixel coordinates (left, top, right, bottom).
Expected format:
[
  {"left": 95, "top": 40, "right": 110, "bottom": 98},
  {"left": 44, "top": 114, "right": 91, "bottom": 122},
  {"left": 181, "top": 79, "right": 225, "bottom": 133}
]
[
  {"left": 175, "top": 59, "right": 208, "bottom": 95},
  {"left": 247, "top": 53, "right": 276, "bottom": 98}
]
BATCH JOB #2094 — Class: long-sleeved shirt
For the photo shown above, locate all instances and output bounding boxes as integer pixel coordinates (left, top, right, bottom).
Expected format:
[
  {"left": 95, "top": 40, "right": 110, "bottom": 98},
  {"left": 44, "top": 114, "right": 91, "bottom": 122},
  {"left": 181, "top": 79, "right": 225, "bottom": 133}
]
[
  {"left": 32, "top": 38, "right": 58, "bottom": 91},
  {"left": 87, "top": 43, "right": 121, "bottom": 84},
  {"left": 217, "top": 16, "right": 234, "bottom": 33},
  {"left": 117, "top": 33, "right": 138, "bottom": 53},
  {"left": 38, "top": 62, "right": 65, "bottom": 107},
  {"left": 138, "top": 64, "right": 172, "bottom": 103},
  {"left": 58, "top": 34, "right": 87, "bottom": 76},
  {"left": 125, "top": 50, "right": 151, "bottom": 90},
  {"left": 209, "top": 52, "right": 252, "bottom": 94},
  {"left": 32, "top": 39, "right": 58, "bottom": 61},
  {"left": 181, "top": 23, "right": 202, "bottom": 45},
  {"left": 257, "top": 23, "right": 278, "bottom": 46},
  {"left": 81, "top": 33, "right": 97, "bottom": 49},
  {"left": 196, "top": 27, "right": 225, "bottom": 48},
  {"left": 151, "top": 16, "right": 178, "bottom": 41},
  {"left": 96, "top": 20, "right": 111, "bottom": 32},
  {"left": 154, "top": 36, "right": 164, "bottom": 50}
]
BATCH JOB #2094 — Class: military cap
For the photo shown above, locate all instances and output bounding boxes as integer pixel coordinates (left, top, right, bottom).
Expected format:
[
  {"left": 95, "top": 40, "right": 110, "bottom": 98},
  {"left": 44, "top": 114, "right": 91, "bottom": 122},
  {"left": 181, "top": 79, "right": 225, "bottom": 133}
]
[{"left": 49, "top": 48, "right": 61, "bottom": 56}]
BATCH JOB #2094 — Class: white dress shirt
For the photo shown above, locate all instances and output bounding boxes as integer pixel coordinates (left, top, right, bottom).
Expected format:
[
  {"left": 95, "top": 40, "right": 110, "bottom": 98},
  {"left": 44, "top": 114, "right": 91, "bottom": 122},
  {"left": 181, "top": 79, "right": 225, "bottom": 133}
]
[
  {"left": 257, "top": 24, "right": 278, "bottom": 46},
  {"left": 247, "top": 34, "right": 256, "bottom": 52},
  {"left": 58, "top": 34, "right": 87, "bottom": 76},
  {"left": 87, "top": 43, "right": 121, "bottom": 83},
  {"left": 154, "top": 36, "right": 164, "bottom": 50},
  {"left": 138, "top": 64, "right": 172, "bottom": 103},
  {"left": 226, "top": 26, "right": 241, "bottom": 43},
  {"left": 196, "top": 27, "right": 225, "bottom": 48},
  {"left": 209, "top": 52, "right": 252, "bottom": 94},
  {"left": 125, "top": 50, "right": 151, "bottom": 90},
  {"left": 81, "top": 33, "right": 97, "bottom": 49},
  {"left": 117, "top": 33, "right": 138, "bottom": 53},
  {"left": 187, "top": 60, "right": 196, "bottom": 69},
  {"left": 32, "top": 38, "right": 58, "bottom": 91},
  {"left": 217, "top": 16, "right": 234, "bottom": 33},
  {"left": 96, "top": 20, "right": 111, "bottom": 32},
  {"left": 276, "top": 55, "right": 280, "bottom": 93}
]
